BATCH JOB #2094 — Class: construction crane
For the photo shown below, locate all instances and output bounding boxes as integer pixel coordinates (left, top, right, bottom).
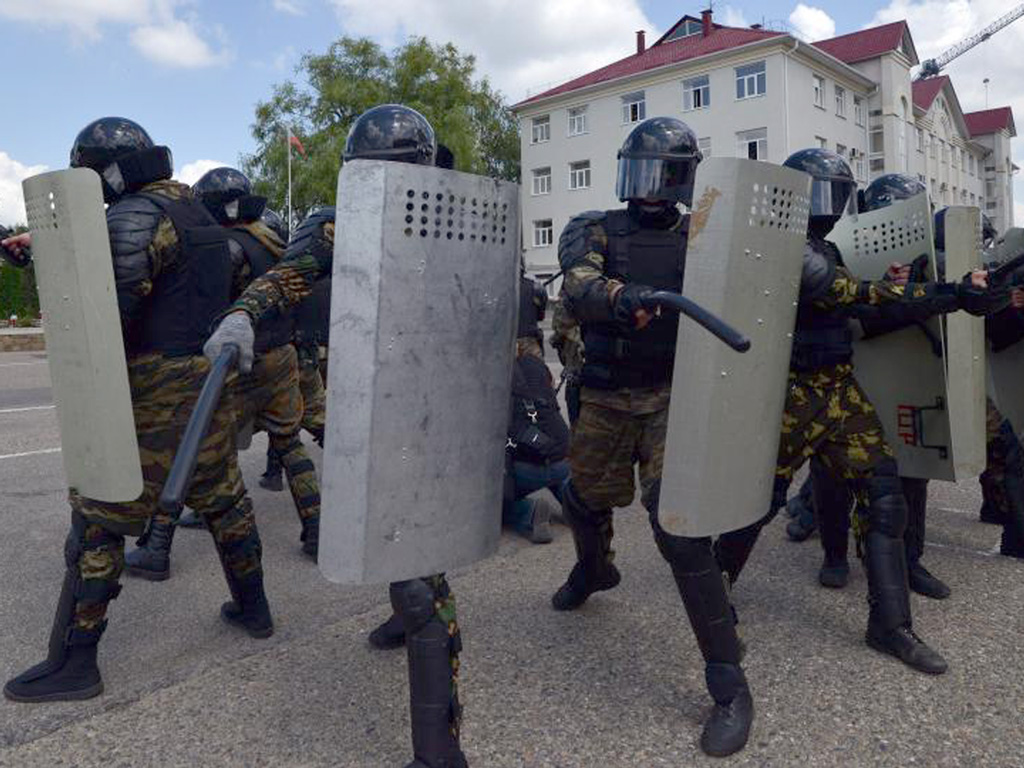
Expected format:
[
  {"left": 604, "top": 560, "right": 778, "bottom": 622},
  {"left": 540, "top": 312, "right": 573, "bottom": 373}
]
[{"left": 916, "top": 3, "right": 1024, "bottom": 80}]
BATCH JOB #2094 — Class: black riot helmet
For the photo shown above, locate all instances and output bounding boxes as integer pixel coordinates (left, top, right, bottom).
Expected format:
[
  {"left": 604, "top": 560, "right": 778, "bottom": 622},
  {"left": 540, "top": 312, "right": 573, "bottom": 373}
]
[
  {"left": 615, "top": 117, "right": 701, "bottom": 206},
  {"left": 783, "top": 148, "right": 857, "bottom": 233},
  {"left": 69, "top": 117, "right": 173, "bottom": 203},
  {"left": 193, "top": 167, "right": 266, "bottom": 224},
  {"left": 862, "top": 173, "right": 926, "bottom": 212},
  {"left": 982, "top": 213, "right": 997, "bottom": 247},
  {"left": 343, "top": 104, "right": 436, "bottom": 166},
  {"left": 260, "top": 208, "right": 289, "bottom": 242}
]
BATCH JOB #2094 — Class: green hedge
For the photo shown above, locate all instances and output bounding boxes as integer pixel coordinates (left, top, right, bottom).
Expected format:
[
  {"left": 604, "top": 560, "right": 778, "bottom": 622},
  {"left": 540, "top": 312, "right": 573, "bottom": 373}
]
[{"left": 0, "top": 262, "right": 40, "bottom": 319}]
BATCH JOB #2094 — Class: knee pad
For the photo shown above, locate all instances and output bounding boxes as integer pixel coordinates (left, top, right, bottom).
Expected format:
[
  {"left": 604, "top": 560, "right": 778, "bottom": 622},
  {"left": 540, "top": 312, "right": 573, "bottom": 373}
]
[
  {"left": 865, "top": 458, "right": 902, "bottom": 500},
  {"left": 650, "top": 515, "right": 713, "bottom": 572},
  {"left": 390, "top": 578, "right": 437, "bottom": 636}
]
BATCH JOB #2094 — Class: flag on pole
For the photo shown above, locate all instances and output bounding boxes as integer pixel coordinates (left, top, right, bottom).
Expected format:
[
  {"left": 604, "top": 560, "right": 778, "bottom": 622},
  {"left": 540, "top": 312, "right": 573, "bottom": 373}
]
[{"left": 288, "top": 132, "right": 307, "bottom": 157}]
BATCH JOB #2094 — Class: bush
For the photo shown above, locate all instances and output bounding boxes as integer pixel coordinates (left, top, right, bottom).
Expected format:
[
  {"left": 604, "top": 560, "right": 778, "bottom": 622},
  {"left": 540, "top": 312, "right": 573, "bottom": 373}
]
[{"left": 0, "top": 262, "right": 40, "bottom": 319}]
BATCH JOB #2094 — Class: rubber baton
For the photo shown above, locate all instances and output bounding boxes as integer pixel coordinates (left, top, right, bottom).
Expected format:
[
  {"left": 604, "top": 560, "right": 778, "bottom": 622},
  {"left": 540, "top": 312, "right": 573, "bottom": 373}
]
[
  {"left": 642, "top": 291, "right": 751, "bottom": 353},
  {"left": 158, "top": 344, "right": 239, "bottom": 514}
]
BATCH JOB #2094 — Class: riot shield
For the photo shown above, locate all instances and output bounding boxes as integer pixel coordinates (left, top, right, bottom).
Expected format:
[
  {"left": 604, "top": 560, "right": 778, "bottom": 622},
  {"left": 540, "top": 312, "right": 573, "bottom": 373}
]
[
  {"left": 22, "top": 169, "right": 142, "bottom": 501},
  {"left": 942, "top": 207, "right": 986, "bottom": 477},
  {"left": 658, "top": 158, "right": 811, "bottom": 537},
  {"left": 832, "top": 194, "right": 960, "bottom": 480},
  {"left": 319, "top": 160, "right": 519, "bottom": 584}
]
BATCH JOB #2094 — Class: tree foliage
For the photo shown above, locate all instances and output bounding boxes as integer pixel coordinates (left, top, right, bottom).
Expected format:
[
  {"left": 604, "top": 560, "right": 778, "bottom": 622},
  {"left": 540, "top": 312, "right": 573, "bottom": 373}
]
[
  {"left": 0, "top": 225, "right": 38, "bottom": 319},
  {"left": 242, "top": 37, "right": 520, "bottom": 222}
]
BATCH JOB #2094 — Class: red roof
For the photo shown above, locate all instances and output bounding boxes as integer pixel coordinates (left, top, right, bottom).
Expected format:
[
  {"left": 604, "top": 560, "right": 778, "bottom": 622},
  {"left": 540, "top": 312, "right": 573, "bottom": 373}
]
[
  {"left": 912, "top": 76, "right": 949, "bottom": 111},
  {"left": 964, "top": 107, "right": 1016, "bottom": 137},
  {"left": 812, "top": 21, "right": 911, "bottom": 64},
  {"left": 516, "top": 24, "right": 782, "bottom": 107}
]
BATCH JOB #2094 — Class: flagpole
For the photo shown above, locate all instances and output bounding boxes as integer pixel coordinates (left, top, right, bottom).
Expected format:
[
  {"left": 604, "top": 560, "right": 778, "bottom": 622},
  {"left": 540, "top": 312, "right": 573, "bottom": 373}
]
[{"left": 286, "top": 124, "right": 293, "bottom": 235}]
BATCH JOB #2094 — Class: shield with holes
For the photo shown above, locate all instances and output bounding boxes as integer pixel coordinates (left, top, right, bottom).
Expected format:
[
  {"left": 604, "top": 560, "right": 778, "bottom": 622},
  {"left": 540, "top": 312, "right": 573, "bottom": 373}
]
[
  {"left": 987, "top": 228, "right": 1024, "bottom": 434},
  {"left": 22, "top": 169, "right": 143, "bottom": 501},
  {"left": 832, "top": 194, "right": 982, "bottom": 480},
  {"left": 658, "top": 157, "right": 811, "bottom": 537},
  {"left": 318, "top": 159, "right": 519, "bottom": 585}
]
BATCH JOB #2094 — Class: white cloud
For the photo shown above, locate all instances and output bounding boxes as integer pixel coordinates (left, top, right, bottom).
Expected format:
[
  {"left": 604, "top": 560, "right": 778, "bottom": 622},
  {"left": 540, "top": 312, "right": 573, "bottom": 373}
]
[
  {"left": 328, "top": 0, "right": 655, "bottom": 102},
  {"left": 272, "top": 0, "right": 304, "bottom": 15},
  {"left": 0, "top": 152, "right": 48, "bottom": 227},
  {"left": 789, "top": 4, "right": 836, "bottom": 42},
  {"left": 177, "top": 159, "right": 229, "bottom": 187},
  {"left": 720, "top": 5, "right": 750, "bottom": 29},
  {"left": 870, "top": 0, "right": 1024, "bottom": 227},
  {"left": 0, "top": 0, "right": 228, "bottom": 67}
]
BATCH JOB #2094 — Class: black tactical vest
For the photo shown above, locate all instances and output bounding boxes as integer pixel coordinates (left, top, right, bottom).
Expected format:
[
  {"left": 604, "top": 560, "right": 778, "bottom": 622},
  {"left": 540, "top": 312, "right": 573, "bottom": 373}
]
[
  {"left": 580, "top": 208, "right": 686, "bottom": 390},
  {"left": 293, "top": 276, "right": 332, "bottom": 350},
  {"left": 224, "top": 227, "right": 293, "bottom": 353},
  {"left": 129, "top": 194, "right": 232, "bottom": 357},
  {"left": 517, "top": 275, "right": 543, "bottom": 342},
  {"left": 509, "top": 355, "right": 570, "bottom": 464},
  {"left": 791, "top": 237, "right": 853, "bottom": 371}
]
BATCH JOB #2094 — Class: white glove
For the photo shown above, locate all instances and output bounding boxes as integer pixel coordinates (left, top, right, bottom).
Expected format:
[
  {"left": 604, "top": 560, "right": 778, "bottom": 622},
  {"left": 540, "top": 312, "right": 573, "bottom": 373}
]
[{"left": 204, "top": 312, "right": 255, "bottom": 373}]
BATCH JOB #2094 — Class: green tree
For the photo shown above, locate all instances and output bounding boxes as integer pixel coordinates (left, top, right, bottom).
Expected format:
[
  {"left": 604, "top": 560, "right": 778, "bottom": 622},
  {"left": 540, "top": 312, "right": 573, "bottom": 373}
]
[
  {"left": 0, "top": 224, "right": 39, "bottom": 320},
  {"left": 242, "top": 37, "right": 520, "bottom": 222}
]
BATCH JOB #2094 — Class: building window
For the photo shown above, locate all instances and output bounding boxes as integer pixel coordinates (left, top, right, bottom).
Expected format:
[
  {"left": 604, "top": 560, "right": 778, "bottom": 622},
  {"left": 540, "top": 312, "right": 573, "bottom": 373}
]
[
  {"left": 969, "top": 155, "right": 976, "bottom": 175},
  {"left": 683, "top": 75, "right": 711, "bottom": 111},
  {"left": 569, "top": 160, "right": 591, "bottom": 190},
  {"left": 917, "top": 174, "right": 926, "bottom": 183},
  {"left": 531, "top": 167, "right": 551, "bottom": 196},
  {"left": 533, "top": 219, "right": 553, "bottom": 248},
  {"left": 931, "top": 179, "right": 938, "bottom": 197},
  {"left": 870, "top": 158, "right": 885, "bottom": 172},
  {"left": 851, "top": 148, "right": 865, "bottom": 181},
  {"left": 971, "top": 193, "right": 976, "bottom": 205},
  {"left": 698, "top": 137, "right": 712, "bottom": 157},
  {"left": 813, "top": 75, "right": 825, "bottom": 108},
  {"left": 737, "top": 127, "right": 767, "bottom": 160},
  {"left": 916, "top": 128, "right": 924, "bottom": 152},
  {"left": 735, "top": 61, "right": 766, "bottom": 100},
  {"left": 941, "top": 140, "right": 949, "bottom": 164},
  {"left": 869, "top": 128, "right": 884, "bottom": 154},
  {"left": 567, "top": 106, "right": 587, "bottom": 137},
  {"left": 836, "top": 143, "right": 847, "bottom": 158},
  {"left": 986, "top": 180, "right": 996, "bottom": 199},
  {"left": 961, "top": 151, "right": 968, "bottom": 173},
  {"left": 854, "top": 97, "right": 865, "bottom": 126},
  {"left": 815, "top": 136, "right": 827, "bottom": 149},
  {"left": 531, "top": 116, "right": 550, "bottom": 144},
  {"left": 835, "top": 85, "right": 846, "bottom": 118},
  {"left": 929, "top": 136, "right": 937, "bottom": 160},
  {"left": 621, "top": 91, "right": 646, "bottom": 124},
  {"left": 952, "top": 146, "right": 959, "bottom": 170}
]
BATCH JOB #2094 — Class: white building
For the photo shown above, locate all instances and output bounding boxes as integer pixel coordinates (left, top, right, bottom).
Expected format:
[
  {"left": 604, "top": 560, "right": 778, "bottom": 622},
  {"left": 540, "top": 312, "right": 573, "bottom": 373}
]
[{"left": 513, "top": 11, "right": 1016, "bottom": 287}]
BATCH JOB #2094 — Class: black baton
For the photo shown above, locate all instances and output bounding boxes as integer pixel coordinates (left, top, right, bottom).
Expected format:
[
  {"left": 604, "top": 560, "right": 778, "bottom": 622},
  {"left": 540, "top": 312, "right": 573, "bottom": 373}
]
[
  {"left": 158, "top": 344, "right": 239, "bottom": 515},
  {"left": 642, "top": 291, "right": 751, "bottom": 353},
  {"left": 990, "top": 251, "right": 1024, "bottom": 286}
]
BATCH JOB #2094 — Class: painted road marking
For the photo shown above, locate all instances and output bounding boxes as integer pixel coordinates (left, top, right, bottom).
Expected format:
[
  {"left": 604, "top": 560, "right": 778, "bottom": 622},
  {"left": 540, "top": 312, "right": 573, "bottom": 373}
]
[
  {"left": 0, "top": 405, "right": 55, "bottom": 414},
  {"left": 0, "top": 447, "right": 61, "bottom": 461}
]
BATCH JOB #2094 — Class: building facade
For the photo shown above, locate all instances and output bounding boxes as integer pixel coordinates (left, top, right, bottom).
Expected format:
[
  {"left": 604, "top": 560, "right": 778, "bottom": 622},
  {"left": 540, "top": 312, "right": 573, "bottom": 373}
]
[{"left": 513, "top": 12, "right": 1016, "bottom": 287}]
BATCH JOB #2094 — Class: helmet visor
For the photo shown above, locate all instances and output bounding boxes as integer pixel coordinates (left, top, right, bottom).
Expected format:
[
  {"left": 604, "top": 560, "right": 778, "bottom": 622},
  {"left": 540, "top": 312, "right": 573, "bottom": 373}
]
[
  {"left": 809, "top": 178, "right": 857, "bottom": 218},
  {"left": 616, "top": 156, "right": 699, "bottom": 206}
]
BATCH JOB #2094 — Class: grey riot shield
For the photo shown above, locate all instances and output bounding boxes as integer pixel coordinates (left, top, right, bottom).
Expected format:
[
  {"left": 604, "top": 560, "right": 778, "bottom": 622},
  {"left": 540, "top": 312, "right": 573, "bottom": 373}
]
[
  {"left": 658, "top": 158, "right": 811, "bottom": 537},
  {"left": 319, "top": 160, "right": 518, "bottom": 585},
  {"left": 832, "top": 193, "right": 959, "bottom": 480},
  {"left": 942, "top": 207, "right": 986, "bottom": 477},
  {"left": 22, "top": 169, "right": 143, "bottom": 501},
  {"left": 986, "top": 228, "right": 1024, "bottom": 433}
]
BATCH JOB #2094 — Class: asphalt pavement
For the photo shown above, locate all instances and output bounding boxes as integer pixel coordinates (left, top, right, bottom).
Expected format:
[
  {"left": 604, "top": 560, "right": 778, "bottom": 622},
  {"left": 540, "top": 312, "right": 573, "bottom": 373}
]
[{"left": 0, "top": 348, "right": 1022, "bottom": 768}]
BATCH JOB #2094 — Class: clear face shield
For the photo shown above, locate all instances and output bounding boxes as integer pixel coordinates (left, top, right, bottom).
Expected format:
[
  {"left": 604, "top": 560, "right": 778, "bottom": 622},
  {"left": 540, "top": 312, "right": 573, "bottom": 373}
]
[
  {"left": 615, "top": 154, "right": 700, "bottom": 207},
  {"left": 808, "top": 177, "right": 857, "bottom": 218}
]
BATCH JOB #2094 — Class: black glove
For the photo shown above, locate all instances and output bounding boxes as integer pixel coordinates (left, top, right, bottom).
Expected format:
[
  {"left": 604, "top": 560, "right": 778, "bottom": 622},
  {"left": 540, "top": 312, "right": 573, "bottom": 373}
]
[
  {"left": 613, "top": 283, "right": 655, "bottom": 328},
  {"left": 957, "top": 274, "right": 1008, "bottom": 317}
]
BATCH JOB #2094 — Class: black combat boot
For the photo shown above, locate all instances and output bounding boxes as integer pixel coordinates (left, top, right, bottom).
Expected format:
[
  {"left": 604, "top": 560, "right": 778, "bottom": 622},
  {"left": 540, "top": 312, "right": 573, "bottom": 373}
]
[
  {"left": 701, "top": 663, "right": 754, "bottom": 757},
  {"left": 4, "top": 569, "right": 108, "bottom": 703},
  {"left": 551, "top": 485, "right": 619, "bottom": 611},
  {"left": 125, "top": 515, "right": 176, "bottom": 581},
  {"left": 814, "top": 462, "right": 852, "bottom": 589},
  {"left": 999, "top": 434, "right": 1024, "bottom": 558},
  {"left": 902, "top": 478, "right": 949, "bottom": 600},
  {"left": 369, "top": 612, "right": 406, "bottom": 650},
  {"left": 220, "top": 572, "right": 274, "bottom": 639},
  {"left": 259, "top": 446, "right": 284, "bottom": 492},
  {"left": 863, "top": 513, "right": 946, "bottom": 674},
  {"left": 300, "top": 515, "right": 319, "bottom": 560}
]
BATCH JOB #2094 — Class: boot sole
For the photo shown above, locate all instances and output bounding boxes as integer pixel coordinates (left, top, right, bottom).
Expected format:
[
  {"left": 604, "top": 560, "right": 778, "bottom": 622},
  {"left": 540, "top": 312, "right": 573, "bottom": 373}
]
[
  {"left": 3, "top": 680, "right": 104, "bottom": 703},
  {"left": 220, "top": 613, "right": 274, "bottom": 639},
  {"left": 865, "top": 633, "right": 948, "bottom": 675},
  {"left": 368, "top": 635, "right": 406, "bottom": 651},
  {"left": 126, "top": 565, "right": 170, "bottom": 582}
]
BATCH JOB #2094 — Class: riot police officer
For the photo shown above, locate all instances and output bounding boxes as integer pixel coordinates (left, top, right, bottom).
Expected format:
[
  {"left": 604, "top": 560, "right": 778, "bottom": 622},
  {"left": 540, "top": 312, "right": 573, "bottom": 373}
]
[
  {"left": 4, "top": 118, "right": 272, "bottom": 704},
  {"left": 553, "top": 117, "right": 753, "bottom": 757},
  {"left": 715, "top": 150, "right": 995, "bottom": 675},
  {"left": 204, "top": 105, "right": 467, "bottom": 768}
]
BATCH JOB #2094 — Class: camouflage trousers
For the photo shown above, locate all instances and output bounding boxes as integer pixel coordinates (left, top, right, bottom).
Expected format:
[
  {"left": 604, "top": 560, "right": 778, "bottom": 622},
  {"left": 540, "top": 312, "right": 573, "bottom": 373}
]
[
  {"left": 298, "top": 359, "right": 326, "bottom": 443},
  {"left": 239, "top": 344, "right": 320, "bottom": 527},
  {"left": 68, "top": 353, "right": 260, "bottom": 633},
  {"left": 981, "top": 398, "right": 1014, "bottom": 518}
]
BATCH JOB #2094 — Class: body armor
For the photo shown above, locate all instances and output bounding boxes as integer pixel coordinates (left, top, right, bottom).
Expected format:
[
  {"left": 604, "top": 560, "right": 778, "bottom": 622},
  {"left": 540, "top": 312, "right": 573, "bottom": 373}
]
[
  {"left": 108, "top": 192, "right": 232, "bottom": 357},
  {"left": 791, "top": 237, "right": 852, "bottom": 371},
  {"left": 224, "top": 227, "right": 293, "bottom": 353},
  {"left": 509, "top": 355, "right": 569, "bottom": 464},
  {"left": 580, "top": 208, "right": 686, "bottom": 390},
  {"left": 294, "top": 276, "right": 331, "bottom": 349}
]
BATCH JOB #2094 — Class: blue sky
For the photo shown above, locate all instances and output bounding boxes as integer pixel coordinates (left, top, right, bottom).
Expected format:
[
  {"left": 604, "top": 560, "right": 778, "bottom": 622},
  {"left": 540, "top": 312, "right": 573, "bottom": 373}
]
[{"left": 1, "top": 0, "right": 1022, "bottom": 224}]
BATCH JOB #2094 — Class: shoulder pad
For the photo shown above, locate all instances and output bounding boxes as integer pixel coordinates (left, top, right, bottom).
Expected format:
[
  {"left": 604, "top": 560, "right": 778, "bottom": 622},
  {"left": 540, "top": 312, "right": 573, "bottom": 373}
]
[
  {"left": 106, "top": 194, "right": 165, "bottom": 273},
  {"left": 800, "top": 240, "right": 838, "bottom": 302},
  {"left": 285, "top": 208, "right": 335, "bottom": 262},
  {"left": 557, "top": 210, "right": 607, "bottom": 271}
]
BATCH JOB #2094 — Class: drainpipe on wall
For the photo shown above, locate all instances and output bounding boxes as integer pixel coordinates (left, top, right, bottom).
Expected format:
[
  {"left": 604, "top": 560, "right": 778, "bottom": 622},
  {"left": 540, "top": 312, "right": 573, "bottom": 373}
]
[{"left": 784, "top": 38, "right": 799, "bottom": 158}]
